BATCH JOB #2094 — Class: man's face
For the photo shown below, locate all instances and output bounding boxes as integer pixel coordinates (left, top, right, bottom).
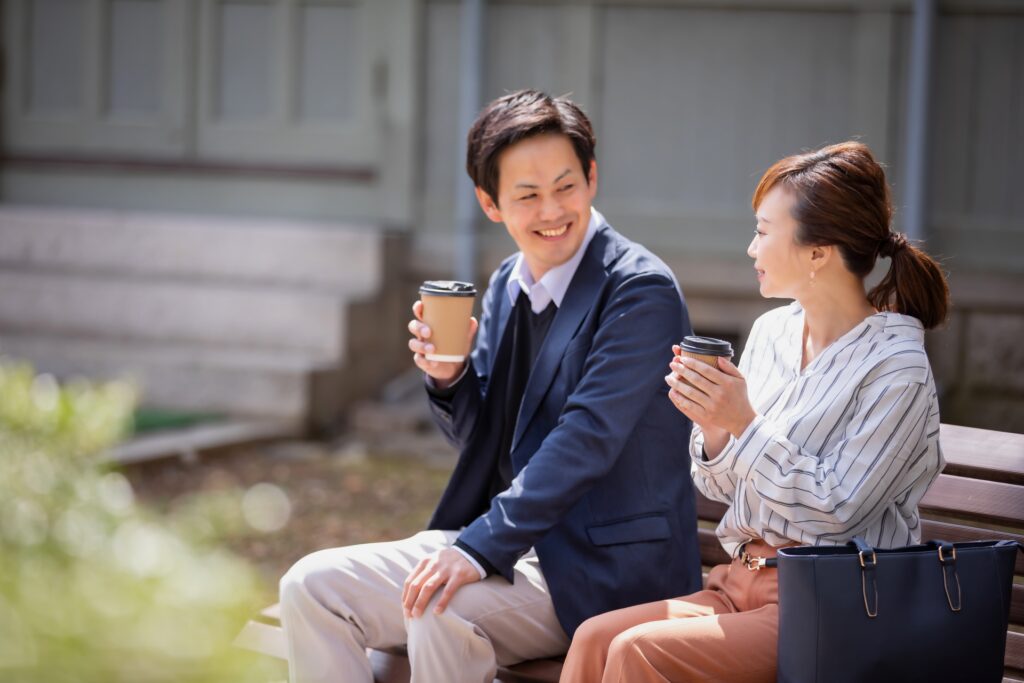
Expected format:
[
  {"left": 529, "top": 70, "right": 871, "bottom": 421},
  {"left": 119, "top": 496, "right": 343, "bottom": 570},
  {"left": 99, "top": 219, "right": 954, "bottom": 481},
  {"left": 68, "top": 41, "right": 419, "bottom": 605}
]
[{"left": 475, "top": 133, "right": 597, "bottom": 281}]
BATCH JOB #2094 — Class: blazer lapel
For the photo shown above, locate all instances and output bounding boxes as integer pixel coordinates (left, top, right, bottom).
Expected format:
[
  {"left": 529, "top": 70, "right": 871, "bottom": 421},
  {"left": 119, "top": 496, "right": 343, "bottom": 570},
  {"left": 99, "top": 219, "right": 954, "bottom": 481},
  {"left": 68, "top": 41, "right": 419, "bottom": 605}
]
[
  {"left": 510, "top": 228, "right": 612, "bottom": 452},
  {"left": 487, "top": 267, "right": 514, "bottom": 377}
]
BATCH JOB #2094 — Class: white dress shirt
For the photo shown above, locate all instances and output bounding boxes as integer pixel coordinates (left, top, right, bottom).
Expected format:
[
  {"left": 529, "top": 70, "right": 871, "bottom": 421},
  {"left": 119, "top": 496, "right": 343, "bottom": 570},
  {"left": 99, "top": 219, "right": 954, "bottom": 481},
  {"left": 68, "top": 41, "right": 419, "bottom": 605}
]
[{"left": 505, "top": 208, "right": 601, "bottom": 313}]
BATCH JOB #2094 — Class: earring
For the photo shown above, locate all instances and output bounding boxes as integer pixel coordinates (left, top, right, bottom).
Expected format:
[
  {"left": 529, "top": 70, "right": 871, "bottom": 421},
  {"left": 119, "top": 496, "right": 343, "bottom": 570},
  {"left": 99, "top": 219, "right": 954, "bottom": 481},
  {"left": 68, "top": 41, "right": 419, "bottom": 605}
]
[{"left": 810, "top": 270, "right": 816, "bottom": 286}]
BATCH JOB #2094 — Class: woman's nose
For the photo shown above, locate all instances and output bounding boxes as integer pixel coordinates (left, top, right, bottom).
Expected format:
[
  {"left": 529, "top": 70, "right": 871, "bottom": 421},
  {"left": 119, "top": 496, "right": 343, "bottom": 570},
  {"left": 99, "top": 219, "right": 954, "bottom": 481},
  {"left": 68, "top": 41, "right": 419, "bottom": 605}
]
[{"left": 747, "top": 236, "right": 757, "bottom": 258}]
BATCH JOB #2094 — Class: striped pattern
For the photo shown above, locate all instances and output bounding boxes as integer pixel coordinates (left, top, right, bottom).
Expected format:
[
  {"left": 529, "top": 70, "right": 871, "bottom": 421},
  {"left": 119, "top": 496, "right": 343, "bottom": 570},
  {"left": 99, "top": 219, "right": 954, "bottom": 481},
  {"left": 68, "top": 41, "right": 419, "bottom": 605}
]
[{"left": 691, "top": 302, "right": 944, "bottom": 558}]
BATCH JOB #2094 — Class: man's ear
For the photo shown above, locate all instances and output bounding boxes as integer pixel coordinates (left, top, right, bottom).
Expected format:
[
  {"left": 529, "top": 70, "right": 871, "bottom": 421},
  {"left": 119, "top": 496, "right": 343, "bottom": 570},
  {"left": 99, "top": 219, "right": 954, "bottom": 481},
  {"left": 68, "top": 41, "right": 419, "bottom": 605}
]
[
  {"left": 586, "top": 159, "right": 598, "bottom": 190},
  {"left": 474, "top": 187, "right": 503, "bottom": 223}
]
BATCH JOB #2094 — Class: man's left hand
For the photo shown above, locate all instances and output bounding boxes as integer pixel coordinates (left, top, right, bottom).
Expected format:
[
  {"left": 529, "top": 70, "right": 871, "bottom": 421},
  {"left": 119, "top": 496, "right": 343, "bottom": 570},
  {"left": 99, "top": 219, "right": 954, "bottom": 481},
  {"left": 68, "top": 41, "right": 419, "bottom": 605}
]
[{"left": 402, "top": 548, "right": 482, "bottom": 618}]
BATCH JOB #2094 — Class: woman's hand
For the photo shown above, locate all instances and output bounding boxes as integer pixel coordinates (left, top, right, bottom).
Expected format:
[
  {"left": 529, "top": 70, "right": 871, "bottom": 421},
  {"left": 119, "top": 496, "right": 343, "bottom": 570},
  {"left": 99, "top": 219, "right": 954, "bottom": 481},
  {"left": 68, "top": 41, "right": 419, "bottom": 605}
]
[{"left": 665, "top": 346, "right": 757, "bottom": 440}]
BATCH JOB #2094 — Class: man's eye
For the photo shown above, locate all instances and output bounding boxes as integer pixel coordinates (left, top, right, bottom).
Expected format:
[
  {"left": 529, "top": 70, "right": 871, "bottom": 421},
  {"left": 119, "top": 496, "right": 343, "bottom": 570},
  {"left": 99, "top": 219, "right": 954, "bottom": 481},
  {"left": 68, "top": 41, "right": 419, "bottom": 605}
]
[
  {"left": 519, "top": 194, "right": 537, "bottom": 201},
  {"left": 559, "top": 184, "right": 574, "bottom": 192}
]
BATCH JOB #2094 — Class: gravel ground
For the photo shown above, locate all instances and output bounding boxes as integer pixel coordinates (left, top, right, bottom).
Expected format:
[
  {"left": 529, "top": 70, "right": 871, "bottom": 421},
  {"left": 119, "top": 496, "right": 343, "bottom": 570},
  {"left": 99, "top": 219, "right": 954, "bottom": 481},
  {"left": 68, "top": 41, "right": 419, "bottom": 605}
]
[{"left": 123, "top": 437, "right": 456, "bottom": 591}]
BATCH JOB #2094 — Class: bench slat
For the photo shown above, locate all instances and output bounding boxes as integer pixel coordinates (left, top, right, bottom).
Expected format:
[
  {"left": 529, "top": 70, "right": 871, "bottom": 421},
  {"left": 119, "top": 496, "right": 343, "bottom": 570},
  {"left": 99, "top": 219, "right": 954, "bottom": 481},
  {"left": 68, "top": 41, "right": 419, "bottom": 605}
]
[
  {"left": 1008, "top": 630, "right": 1024, "bottom": 673},
  {"left": 699, "top": 473, "right": 1024, "bottom": 529},
  {"left": 701, "top": 493, "right": 1024, "bottom": 561},
  {"left": 920, "top": 520, "right": 1024, "bottom": 575},
  {"left": 697, "top": 527, "right": 731, "bottom": 566},
  {"left": 499, "top": 659, "right": 565, "bottom": 683},
  {"left": 1012, "top": 584, "right": 1024, "bottom": 628},
  {"left": 696, "top": 494, "right": 729, "bottom": 523},
  {"left": 233, "top": 620, "right": 287, "bottom": 660},
  {"left": 940, "top": 424, "right": 1024, "bottom": 485},
  {"left": 920, "top": 474, "right": 1024, "bottom": 527}
]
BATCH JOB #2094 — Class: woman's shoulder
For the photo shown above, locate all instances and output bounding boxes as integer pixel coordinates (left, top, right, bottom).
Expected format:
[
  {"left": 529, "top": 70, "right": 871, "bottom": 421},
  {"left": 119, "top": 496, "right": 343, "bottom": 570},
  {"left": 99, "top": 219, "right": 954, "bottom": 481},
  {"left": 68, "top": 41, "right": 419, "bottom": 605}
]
[
  {"left": 868, "top": 311, "right": 926, "bottom": 341},
  {"left": 860, "top": 312, "right": 932, "bottom": 385}
]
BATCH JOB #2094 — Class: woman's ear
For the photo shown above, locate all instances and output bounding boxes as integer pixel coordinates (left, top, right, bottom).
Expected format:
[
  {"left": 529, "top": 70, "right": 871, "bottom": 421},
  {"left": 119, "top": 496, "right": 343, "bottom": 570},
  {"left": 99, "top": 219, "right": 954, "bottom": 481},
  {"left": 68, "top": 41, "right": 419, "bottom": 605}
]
[{"left": 809, "top": 244, "right": 832, "bottom": 270}]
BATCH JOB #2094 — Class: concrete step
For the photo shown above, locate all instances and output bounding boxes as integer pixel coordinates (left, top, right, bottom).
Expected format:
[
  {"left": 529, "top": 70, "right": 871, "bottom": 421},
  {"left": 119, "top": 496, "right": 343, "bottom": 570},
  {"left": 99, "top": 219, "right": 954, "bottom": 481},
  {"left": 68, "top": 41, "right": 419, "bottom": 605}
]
[
  {"left": 106, "top": 418, "right": 303, "bottom": 465},
  {"left": 0, "top": 205, "right": 407, "bottom": 427},
  {"left": 0, "top": 204, "right": 383, "bottom": 294},
  {"left": 0, "top": 333, "right": 328, "bottom": 419},
  {"left": 0, "top": 270, "right": 346, "bottom": 357}
]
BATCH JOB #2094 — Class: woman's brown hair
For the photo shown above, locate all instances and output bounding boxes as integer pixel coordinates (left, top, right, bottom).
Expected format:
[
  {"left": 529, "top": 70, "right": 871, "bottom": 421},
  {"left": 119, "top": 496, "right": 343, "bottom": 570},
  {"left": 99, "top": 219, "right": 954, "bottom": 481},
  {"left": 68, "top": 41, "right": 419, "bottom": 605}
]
[{"left": 752, "top": 141, "right": 949, "bottom": 329}]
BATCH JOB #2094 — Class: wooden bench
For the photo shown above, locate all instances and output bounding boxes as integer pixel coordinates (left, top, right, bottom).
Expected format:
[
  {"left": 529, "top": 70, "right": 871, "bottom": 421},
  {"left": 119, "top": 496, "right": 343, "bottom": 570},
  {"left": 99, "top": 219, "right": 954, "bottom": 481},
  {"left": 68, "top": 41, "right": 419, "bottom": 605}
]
[{"left": 235, "top": 423, "right": 1024, "bottom": 682}]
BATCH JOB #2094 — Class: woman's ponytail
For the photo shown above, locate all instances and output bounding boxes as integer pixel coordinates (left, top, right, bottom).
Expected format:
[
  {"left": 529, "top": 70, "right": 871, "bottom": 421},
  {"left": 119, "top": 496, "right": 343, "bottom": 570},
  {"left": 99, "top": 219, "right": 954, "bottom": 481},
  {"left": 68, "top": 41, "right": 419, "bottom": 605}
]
[{"left": 867, "top": 235, "right": 949, "bottom": 330}]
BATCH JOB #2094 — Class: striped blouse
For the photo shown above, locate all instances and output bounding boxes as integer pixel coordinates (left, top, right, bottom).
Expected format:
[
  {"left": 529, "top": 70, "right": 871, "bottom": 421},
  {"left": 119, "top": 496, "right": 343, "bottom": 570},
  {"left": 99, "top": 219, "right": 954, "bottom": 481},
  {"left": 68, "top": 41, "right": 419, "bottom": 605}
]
[{"left": 690, "top": 302, "right": 944, "bottom": 558}]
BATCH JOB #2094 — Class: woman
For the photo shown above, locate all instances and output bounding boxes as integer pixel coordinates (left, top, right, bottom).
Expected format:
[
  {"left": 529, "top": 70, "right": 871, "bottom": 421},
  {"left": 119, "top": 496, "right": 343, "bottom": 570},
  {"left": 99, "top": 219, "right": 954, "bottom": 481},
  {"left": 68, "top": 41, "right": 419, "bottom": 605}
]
[{"left": 559, "top": 141, "right": 950, "bottom": 683}]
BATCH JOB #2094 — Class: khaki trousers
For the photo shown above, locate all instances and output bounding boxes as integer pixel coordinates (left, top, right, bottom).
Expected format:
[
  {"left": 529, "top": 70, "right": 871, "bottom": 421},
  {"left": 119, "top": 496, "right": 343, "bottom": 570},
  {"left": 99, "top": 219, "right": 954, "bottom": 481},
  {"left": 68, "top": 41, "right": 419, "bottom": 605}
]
[
  {"left": 278, "top": 530, "right": 569, "bottom": 683},
  {"left": 560, "top": 540, "right": 785, "bottom": 683}
]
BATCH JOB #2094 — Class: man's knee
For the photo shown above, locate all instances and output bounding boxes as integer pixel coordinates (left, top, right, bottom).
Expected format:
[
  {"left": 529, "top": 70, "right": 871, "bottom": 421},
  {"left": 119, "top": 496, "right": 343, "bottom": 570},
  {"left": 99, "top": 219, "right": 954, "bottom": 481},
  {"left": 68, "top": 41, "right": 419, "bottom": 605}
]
[
  {"left": 279, "top": 547, "right": 362, "bottom": 610},
  {"left": 405, "top": 580, "right": 494, "bottom": 643},
  {"left": 406, "top": 600, "right": 464, "bottom": 644},
  {"left": 279, "top": 551, "right": 321, "bottom": 608}
]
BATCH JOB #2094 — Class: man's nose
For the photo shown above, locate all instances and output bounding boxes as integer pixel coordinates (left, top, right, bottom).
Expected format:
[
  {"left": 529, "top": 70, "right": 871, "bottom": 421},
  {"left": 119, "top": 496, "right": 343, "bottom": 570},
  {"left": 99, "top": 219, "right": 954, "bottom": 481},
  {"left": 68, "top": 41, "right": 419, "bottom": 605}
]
[{"left": 539, "top": 194, "right": 561, "bottom": 221}]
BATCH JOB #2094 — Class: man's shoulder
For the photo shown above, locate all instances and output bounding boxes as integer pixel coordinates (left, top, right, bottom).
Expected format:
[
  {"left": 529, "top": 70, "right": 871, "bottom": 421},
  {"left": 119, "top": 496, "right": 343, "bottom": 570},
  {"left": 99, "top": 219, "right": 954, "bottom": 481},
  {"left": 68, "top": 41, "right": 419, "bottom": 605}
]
[
  {"left": 597, "top": 223, "right": 678, "bottom": 286},
  {"left": 483, "top": 253, "right": 518, "bottom": 291}
]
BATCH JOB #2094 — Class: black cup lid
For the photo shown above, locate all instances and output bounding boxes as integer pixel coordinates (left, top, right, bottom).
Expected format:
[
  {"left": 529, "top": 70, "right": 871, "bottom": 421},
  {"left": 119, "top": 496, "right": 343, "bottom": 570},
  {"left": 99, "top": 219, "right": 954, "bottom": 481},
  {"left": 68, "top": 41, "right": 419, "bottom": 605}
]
[
  {"left": 679, "top": 335, "right": 733, "bottom": 356},
  {"left": 419, "top": 280, "right": 477, "bottom": 297}
]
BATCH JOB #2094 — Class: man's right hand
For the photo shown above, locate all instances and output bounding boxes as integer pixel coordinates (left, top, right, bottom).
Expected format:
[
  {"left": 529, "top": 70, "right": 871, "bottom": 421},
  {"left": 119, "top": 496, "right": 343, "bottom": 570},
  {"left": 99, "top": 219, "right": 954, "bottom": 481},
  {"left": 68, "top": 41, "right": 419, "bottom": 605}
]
[{"left": 408, "top": 300, "right": 478, "bottom": 390}]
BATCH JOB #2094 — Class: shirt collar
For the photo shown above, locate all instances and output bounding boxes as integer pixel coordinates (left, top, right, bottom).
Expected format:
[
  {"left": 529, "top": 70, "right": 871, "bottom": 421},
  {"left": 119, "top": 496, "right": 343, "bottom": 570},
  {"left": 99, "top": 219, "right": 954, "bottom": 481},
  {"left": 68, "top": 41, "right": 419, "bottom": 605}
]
[{"left": 506, "top": 207, "right": 604, "bottom": 313}]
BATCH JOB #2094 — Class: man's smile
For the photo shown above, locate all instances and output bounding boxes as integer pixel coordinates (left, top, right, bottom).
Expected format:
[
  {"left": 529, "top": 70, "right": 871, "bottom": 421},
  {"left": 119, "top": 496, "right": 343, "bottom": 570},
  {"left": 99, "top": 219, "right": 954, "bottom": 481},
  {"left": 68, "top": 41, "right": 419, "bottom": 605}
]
[{"left": 535, "top": 221, "right": 572, "bottom": 240}]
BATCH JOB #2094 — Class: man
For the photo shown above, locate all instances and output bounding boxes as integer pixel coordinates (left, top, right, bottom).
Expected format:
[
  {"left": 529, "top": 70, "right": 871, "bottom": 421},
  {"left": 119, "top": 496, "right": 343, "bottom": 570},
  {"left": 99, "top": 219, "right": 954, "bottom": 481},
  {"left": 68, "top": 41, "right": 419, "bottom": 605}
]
[{"left": 279, "top": 90, "right": 702, "bottom": 683}]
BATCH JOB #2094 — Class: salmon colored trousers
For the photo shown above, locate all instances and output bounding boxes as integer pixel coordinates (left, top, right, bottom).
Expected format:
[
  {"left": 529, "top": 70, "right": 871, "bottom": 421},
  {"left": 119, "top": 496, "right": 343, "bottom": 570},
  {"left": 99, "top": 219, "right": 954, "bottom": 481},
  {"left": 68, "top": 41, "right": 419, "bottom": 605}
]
[{"left": 559, "top": 540, "right": 787, "bottom": 683}]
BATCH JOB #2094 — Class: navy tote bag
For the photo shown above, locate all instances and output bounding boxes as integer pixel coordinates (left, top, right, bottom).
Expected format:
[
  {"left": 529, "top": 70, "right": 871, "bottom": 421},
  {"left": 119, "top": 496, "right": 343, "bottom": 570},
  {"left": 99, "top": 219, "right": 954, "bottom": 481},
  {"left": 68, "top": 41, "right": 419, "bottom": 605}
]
[{"left": 776, "top": 538, "right": 1019, "bottom": 683}]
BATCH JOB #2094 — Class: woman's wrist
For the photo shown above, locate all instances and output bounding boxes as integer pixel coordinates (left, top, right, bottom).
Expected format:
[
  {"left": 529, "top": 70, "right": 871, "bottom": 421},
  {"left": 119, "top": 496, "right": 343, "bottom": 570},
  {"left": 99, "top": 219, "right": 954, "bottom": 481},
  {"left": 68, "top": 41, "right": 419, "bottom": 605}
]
[
  {"left": 701, "top": 425, "right": 731, "bottom": 459},
  {"left": 728, "top": 408, "right": 758, "bottom": 439}
]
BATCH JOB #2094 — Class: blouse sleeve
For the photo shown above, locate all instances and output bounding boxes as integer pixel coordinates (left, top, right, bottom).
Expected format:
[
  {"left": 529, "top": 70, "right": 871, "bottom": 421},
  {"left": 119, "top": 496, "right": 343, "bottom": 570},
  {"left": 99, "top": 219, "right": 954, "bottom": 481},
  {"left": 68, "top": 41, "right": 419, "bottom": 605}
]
[
  {"left": 693, "top": 357, "right": 937, "bottom": 538},
  {"left": 688, "top": 314, "right": 765, "bottom": 504}
]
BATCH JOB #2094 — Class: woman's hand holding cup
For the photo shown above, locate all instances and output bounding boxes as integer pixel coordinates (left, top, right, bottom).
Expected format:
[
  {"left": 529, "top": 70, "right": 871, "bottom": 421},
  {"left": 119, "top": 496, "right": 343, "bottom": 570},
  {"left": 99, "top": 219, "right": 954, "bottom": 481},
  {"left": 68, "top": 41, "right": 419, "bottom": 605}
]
[{"left": 665, "top": 336, "right": 756, "bottom": 458}]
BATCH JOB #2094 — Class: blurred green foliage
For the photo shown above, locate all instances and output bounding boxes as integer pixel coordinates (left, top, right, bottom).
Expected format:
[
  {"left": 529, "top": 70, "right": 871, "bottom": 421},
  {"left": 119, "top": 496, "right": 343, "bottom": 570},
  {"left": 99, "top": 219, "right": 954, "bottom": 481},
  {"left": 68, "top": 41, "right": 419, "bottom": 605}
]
[
  {"left": 131, "top": 409, "right": 222, "bottom": 436},
  {"left": 0, "top": 361, "right": 274, "bottom": 682}
]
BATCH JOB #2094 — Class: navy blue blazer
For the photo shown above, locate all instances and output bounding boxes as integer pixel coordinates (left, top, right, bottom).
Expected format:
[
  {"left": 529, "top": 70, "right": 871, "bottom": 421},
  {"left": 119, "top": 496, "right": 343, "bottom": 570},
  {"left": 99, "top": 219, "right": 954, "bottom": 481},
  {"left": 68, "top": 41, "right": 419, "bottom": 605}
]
[{"left": 427, "top": 223, "right": 702, "bottom": 635}]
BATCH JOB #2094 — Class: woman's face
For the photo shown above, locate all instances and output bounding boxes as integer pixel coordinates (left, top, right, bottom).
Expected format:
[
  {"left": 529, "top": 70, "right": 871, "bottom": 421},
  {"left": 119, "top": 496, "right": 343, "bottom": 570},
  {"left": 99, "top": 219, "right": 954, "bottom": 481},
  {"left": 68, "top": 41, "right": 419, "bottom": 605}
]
[{"left": 748, "top": 186, "right": 814, "bottom": 299}]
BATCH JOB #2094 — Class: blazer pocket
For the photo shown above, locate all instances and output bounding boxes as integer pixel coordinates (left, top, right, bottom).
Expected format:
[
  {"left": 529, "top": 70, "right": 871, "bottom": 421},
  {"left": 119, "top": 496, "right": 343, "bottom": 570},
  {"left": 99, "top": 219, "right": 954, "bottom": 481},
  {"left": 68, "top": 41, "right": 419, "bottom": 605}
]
[{"left": 586, "top": 513, "right": 671, "bottom": 547}]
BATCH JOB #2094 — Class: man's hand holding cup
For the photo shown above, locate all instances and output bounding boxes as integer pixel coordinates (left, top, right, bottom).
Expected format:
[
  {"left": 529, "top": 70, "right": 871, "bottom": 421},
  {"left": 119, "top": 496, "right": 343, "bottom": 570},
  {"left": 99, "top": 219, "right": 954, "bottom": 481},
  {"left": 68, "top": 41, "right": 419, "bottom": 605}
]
[{"left": 409, "top": 281, "right": 478, "bottom": 390}]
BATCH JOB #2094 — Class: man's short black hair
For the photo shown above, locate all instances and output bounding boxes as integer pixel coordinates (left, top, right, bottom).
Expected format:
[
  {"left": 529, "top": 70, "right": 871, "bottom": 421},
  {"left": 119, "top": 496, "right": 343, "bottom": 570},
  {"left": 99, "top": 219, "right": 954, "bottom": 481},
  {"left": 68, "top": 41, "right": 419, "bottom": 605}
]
[{"left": 466, "top": 90, "right": 596, "bottom": 204}]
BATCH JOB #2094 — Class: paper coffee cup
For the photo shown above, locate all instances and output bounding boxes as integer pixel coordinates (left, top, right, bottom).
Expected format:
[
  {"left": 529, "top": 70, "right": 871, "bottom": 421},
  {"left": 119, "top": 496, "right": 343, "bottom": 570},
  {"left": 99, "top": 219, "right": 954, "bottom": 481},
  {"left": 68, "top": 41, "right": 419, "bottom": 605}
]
[
  {"left": 419, "top": 280, "right": 477, "bottom": 362},
  {"left": 677, "top": 335, "right": 734, "bottom": 385}
]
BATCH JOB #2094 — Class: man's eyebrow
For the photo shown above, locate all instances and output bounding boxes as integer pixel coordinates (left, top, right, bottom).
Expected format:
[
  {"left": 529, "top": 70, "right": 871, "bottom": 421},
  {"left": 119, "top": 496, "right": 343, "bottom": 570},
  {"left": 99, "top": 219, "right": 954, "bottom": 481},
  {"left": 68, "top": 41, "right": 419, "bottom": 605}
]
[{"left": 514, "top": 169, "right": 573, "bottom": 189}]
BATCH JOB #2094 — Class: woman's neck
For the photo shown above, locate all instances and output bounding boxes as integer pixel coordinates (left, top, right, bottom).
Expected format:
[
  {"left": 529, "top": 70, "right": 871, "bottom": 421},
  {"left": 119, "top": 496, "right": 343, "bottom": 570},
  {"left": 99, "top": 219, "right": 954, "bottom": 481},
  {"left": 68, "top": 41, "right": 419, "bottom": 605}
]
[{"left": 797, "top": 285, "right": 877, "bottom": 370}]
